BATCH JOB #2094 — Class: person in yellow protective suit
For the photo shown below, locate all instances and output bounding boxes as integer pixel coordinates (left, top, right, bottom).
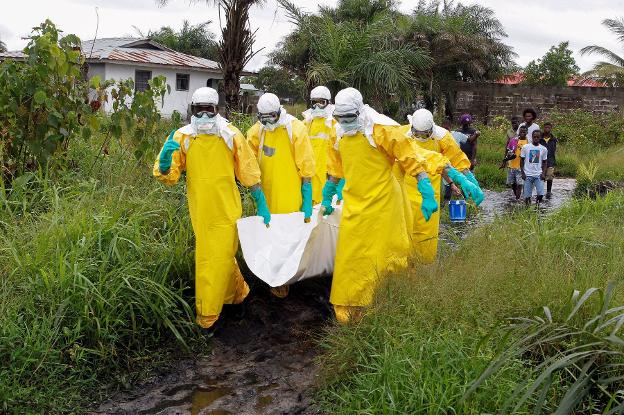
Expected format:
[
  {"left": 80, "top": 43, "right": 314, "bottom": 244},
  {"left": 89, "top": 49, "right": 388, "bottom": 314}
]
[
  {"left": 400, "top": 108, "right": 485, "bottom": 263},
  {"left": 247, "top": 93, "right": 315, "bottom": 298},
  {"left": 153, "top": 87, "right": 271, "bottom": 331},
  {"left": 302, "top": 86, "right": 339, "bottom": 204},
  {"left": 319, "top": 88, "right": 440, "bottom": 324}
]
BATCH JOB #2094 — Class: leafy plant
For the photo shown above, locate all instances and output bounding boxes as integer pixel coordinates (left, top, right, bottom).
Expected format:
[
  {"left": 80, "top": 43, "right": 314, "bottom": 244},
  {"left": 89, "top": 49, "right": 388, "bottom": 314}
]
[
  {"left": 524, "top": 42, "right": 580, "bottom": 87},
  {"left": 0, "top": 20, "right": 94, "bottom": 178},
  {"left": 581, "top": 18, "right": 624, "bottom": 87},
  {"left": 465, "top": 285, "right": 624, "bottom": 414}
]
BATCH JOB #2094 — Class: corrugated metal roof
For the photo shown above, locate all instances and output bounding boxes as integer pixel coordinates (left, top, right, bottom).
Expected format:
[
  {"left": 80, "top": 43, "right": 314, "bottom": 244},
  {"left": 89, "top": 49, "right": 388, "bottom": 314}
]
[
  {"left": 0, "top": 37, "right": 221, "bottom": 72},
  {"left": 84, "top": 38, "right": 220, "bottom": 71}
]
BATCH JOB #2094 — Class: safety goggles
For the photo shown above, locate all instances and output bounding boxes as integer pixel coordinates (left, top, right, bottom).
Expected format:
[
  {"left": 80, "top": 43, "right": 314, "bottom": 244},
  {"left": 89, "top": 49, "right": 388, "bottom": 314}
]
[
  {"left": 192, "top": 104, "right": 218, "bottom": 118},
  {"left": 257, "top": 111, "right": 280, "bottom": 126},
  {"left": 334, "top": 112, "right": 359, "bottom": 125},
  {"left": 311, "top": 99, "right": 329, "bottom": 109},
  {"left": 411, "top": 128, "right": 433, "bottom": 140}
]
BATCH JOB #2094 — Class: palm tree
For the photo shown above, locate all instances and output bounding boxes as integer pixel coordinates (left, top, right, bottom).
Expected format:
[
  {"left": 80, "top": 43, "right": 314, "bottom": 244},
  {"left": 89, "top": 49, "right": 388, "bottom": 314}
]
[
  {"left": 406, "top": 0, "right": 516, "bottom": 114},
  {"left": 0, "top": 37, "right": 6, "bottom": 53},
  {"left": 273, "top": 0, "right": 431, "bottom": 113},
  {"left": 580, "top": 18, "right": 624, "bottom": 86},
  {"left": 156, "top": 0, "right": 265, "bottom": 112}
]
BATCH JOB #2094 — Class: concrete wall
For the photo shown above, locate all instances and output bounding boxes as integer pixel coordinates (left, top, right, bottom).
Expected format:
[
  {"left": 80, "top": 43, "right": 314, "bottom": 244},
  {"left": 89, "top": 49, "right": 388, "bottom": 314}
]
[
  {"left": 90, "top": 63, "right": 222, "bottom": 117},
  {"left": 452, "top": 83, "right": 624, "bottom": 124}
]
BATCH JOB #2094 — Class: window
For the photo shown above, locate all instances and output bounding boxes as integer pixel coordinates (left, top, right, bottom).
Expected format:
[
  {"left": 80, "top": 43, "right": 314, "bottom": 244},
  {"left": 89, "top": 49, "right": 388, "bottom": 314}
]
[
  {"left": 176, "top": 73, "right": 190, "bottom": 91},
  {"left": 135, "top": 70, "right": 152, "bottom": 92},
  {"left": 207, "top": 78, "right": 216, "bottom": 88}
]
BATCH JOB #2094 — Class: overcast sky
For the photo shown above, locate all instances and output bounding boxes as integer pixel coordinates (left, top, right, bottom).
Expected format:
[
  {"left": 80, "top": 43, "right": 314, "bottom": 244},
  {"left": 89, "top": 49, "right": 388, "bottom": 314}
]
[{"left": 2, "top": 0, "right": 624, "bottom": 71}]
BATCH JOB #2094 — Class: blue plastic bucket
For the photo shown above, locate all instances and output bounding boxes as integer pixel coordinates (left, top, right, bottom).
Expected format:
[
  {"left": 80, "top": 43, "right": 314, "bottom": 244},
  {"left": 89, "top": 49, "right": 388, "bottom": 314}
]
[{"left": 449, "top": 200, "right": 467, "bottom": 222}]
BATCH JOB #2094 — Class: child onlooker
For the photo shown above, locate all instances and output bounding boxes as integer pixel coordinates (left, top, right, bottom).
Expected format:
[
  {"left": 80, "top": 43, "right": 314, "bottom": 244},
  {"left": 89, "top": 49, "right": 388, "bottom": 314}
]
[
  {"left": 540, "top": 122, "right": 558, "bottom": 199},
  {"left": 456, "top": 114, "right": 480, "bottom": 171},
  {"left": 507, "top": 116, "right": 521, "bottom": 141},
  {"left": 521, "top": 129, "right": 548, "bottom": 206},
  {"left": 504, "top": 125, "right": 528, "bottom": 200}
]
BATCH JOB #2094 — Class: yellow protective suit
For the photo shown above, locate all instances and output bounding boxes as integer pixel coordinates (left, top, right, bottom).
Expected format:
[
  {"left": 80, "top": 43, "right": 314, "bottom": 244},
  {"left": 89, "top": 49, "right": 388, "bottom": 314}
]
[
  {"left": 327, "top": 124, "right": 433, "bottom": 323},
  {"left": 247, "top": 119, "right": 315, "bottom": 213},
  {"left": 247, "top": 118, "right": 315, "bottom": 298},
  {"left": 398, "top": 124, "right": 471, "bottom": 263},
  {"left": 304, "top": 116, "right": 337, "bottom": 204},
  {"left": 153, "top": 125, "right": 260, "bottom": 328}
]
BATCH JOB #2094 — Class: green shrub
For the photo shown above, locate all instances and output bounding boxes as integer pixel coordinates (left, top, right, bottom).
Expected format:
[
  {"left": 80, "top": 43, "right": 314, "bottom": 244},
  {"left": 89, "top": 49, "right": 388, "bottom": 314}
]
[{"left": 0, "top": 136, "right": 196, "bottom": 414}]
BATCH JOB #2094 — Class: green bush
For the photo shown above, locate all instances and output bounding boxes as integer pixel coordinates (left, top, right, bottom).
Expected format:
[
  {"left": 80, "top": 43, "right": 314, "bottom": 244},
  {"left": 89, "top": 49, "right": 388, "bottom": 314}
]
[
  {"left": 0, "top": 136, "right": 196, "bottom": 414},
  {"left": 318, "top": 191, "right": 624, "bottom": 414}
]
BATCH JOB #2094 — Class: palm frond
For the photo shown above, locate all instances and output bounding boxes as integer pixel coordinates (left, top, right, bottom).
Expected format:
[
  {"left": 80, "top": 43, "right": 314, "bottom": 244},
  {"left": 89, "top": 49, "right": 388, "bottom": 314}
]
[
  {"left": 580, "top": 45, "right": 624, "bottom": 67},
  {"left": 603, "top": 18, "right": 624, "bottom": 44}
]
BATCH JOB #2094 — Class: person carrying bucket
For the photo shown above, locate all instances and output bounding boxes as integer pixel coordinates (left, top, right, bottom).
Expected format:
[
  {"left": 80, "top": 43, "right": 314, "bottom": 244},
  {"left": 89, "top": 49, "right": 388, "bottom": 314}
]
[
  {"left": 398, "top": 108, "right": 485, "bottom": 263},
  {"left": 319, "top": 88, "right": 448, "bottom": 324},
  {"left": 247, "top": 93, "right": 316, "bottom": 299}
]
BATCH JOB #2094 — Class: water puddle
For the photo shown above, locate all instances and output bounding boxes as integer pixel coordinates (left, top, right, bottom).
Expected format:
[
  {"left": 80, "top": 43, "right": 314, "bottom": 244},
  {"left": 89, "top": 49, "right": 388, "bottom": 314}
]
[{"left": 441, "top": 178, "right": 576, "bottom": 244}]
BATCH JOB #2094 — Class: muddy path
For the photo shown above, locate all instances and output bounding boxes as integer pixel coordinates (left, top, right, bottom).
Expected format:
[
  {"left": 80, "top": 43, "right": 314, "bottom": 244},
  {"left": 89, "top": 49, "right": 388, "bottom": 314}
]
[
  {"left": 92, "top": 179, "right": 576, "bottom": 415},
  {"left": 92, "top": 277, "right": 332, "bottom": 415}
]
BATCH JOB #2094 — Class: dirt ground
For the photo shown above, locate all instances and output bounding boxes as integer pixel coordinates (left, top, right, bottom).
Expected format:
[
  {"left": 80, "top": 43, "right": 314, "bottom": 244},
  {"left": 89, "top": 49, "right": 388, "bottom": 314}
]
[{"left": 91, "top": 277, "right": 333, "bottom": 415}]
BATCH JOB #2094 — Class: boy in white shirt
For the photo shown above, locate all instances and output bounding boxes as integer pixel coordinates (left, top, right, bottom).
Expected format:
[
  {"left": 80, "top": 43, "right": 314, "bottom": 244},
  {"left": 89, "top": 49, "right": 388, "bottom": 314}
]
[{"left": 520, "top": 129, "right": 548, "bottom": 206}]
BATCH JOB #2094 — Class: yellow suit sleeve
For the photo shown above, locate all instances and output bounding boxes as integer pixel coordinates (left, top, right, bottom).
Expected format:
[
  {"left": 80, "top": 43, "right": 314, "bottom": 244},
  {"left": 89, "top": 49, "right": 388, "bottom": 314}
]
[
  {"left": 439, "top": 132, "right": 472, "bottom": 171},
  {"left": 153, "top": 131, "right": 186, "bottom": 186},
  {"left": 373, "top": 125, "right": 427, "bottom": 177},
  {"left": 418, "top": 143, "right": 450, "bottom": 176},
  {"left": 327, "top": 133, "right": 344, "bottom": 178},
  {"left": 231, "top": 126, "right": 261, "bottom": 188},
  {"left": 291, "top": 119, "right": 316, "bottom": 179},
  {"left": 246, "top": 122, "right": 262, "bottom": 157}
]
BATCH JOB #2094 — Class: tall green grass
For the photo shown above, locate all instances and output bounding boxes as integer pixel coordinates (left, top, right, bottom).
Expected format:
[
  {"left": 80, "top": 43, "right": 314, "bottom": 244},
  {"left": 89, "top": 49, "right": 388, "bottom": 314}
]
[
  {"left": 0, "top": 135, "right": 196, "bottom": 413},
  {"left": 318, "top": 190, "right": 624, "bottom": 413}
]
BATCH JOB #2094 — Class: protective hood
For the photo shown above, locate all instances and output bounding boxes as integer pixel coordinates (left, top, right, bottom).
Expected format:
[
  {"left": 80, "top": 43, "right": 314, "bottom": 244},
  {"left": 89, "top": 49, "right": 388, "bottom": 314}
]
[{"left": 177, "top": 114, "right": 236, "bottom": 150}]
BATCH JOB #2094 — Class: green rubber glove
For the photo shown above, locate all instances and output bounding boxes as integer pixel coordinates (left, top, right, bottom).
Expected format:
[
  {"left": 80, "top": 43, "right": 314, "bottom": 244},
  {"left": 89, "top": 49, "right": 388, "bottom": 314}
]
[
  {"left": 301, "top": 181, "right": 313, "bottom": 221},
  {"left": 321, "top": 180, "right": 338, "bottom": 215},
  {"left": 464, "top": 170, "right": 480, "bottom": 187},
  {"left": 251, "top": 187, "right": 271, "bottom": 225},
  {"left": 448, "top": 167, "right": 484, "bottom": 206},
  {"left": 336, "top": 178, "right": 346, "bottom": 202},
  {"left": 417, "top": 177, "right": 438, "bottom": 221},
  {"left": 158, "top": 130, "right": 180, "bottom": 174}
]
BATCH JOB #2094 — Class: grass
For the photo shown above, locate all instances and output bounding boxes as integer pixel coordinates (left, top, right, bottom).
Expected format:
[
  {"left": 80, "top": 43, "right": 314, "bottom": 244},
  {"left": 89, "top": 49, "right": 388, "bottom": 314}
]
[
  {"left": 318, "top": 189, "right": 624, "bottom": 413},
  {"left": 0, "top": 133, "right": 199, "bottom": 413}
]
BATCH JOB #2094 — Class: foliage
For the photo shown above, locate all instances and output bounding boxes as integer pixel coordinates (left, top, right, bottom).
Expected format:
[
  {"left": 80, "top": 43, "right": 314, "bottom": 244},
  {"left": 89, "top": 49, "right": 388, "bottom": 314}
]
[
  {"left": 274, "top": 0, "right": 430, "bottom": 114},
  {"left": 0, "top": 21, "right": 170, "bottom": 180},
  {"left": 0, "top": 36, "right": 6, "bottom": 53},
  {"left": 0, "top": 132, "right": 197, "bottom": 414},
  {"left": 524, "top": 42, "right": 580, "bottom": 87},
  {"left": 242, "top": 66, "right": 305, "bottom": 102},
  {"left": 0, "top": 20, "right": 93, "bottom": 177},
  {"left": 143, "top": 20, "right": 219, "bottom": 61},
  {"left": 581, "top": 18, "right": 624, "bottom": 87},
  {"left": 407, "top": 0, "right": 517, "bottom": 114},
  {"left": 318, "top": 190, "right": 624, "bottom": 413},
  {"left": 466, "top": 285, "right": 624, "bottom": 414}
]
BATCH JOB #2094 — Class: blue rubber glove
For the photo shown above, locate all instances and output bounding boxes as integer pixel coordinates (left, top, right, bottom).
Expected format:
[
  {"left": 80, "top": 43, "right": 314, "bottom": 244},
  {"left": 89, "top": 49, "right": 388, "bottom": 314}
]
[
  {"left": 321, "top": 180, "right": 338, "bottom": 216},
  {"left": 158, "top": 130, "right": 180, "bottom": 174},
  {"left": 251, "top": 187, "right": 271, "bottom": 225},
  {"left": 464, "top": 170, "right": 480, "bottom": 187},
  {"left": 301, "top": 181, "right": 313, "bottom": 221},
  {"left": 336, "top": 178, "right": 346, "bottom": 203},
  {"left": 448, "top": 167, "right": 484, "bottom": 206},
  {"left": 417, "top": 177, "right": 438, "bottom": 221}
]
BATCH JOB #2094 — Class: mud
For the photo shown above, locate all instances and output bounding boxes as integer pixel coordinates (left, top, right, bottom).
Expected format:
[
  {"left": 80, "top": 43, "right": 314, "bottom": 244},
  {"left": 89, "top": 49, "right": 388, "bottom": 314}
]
[
  {"left": 92, "top": 179, "right": 576, "bottom": 415},
  {"left": 91, "top": 277, "right": 332, "bottom": 415}
]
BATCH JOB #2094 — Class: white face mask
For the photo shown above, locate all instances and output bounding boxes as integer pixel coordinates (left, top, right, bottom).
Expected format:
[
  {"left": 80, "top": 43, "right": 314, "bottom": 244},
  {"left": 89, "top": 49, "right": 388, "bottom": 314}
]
[
  {"left": 311, "top": 107, "right": 327, "bottom": 118},
  {"left": 192, "top": 114, "right": 218, "bottom": 134}
]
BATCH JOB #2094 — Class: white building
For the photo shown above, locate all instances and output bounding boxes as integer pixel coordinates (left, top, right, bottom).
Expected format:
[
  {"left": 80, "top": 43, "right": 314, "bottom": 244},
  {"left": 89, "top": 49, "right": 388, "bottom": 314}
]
[
  {"left": 85, "top": 38, "right": 225, "bottom": 117},
  {"left": 0, "top": 37, "right": 252, "bottom": 117}
]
